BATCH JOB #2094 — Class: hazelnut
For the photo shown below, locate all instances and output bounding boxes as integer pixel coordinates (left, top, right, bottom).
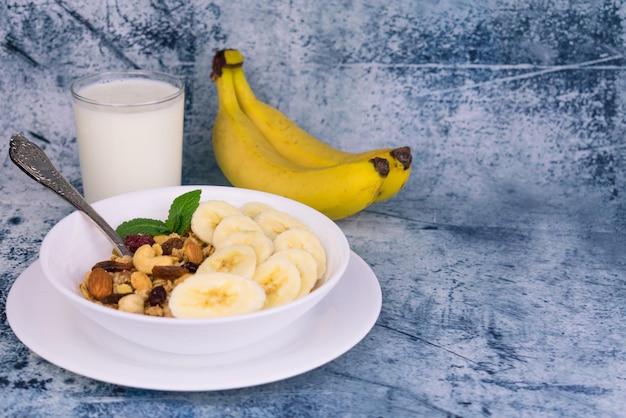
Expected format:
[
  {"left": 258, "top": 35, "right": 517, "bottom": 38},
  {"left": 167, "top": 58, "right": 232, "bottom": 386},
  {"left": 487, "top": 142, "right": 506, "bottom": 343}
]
[{"left": 118, "top": 293, "right": 145, "bottom": 314}]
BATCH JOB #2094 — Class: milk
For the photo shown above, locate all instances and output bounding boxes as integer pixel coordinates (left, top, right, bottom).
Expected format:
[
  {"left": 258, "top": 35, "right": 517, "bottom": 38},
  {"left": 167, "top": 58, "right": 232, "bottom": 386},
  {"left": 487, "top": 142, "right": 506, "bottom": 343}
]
[{"left": 72, "top": 75, "right": 184, "bottom": 203}]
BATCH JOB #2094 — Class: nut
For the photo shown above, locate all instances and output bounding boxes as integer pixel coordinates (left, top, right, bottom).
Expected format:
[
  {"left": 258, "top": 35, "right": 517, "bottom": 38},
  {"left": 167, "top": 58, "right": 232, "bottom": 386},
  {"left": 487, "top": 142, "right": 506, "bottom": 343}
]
[
  {"left": 153, "top": 235, "right": 170, "bottom": 245},
  {"left": 118, "top": 293, "right": 145, "bottom": 314},
  {"left": 115, "top": 283, "right": 133, "bottom": 294},
  {"left": 130, "top": 271, "right": 153, "bottom": 292},
  {"left": 88, "top": 267, "right": 113, "bottom": 300},
  {"left": 132, "top": 244, "right": 176, "bottom": 274},
  {"left": 183, "top": 239, "right": 204, "bottom": 264}
]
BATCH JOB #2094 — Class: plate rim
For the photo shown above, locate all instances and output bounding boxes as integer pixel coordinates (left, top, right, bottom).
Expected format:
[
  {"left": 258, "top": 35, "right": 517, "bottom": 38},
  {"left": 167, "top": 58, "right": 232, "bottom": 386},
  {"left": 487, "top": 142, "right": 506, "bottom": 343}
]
[{"left": 7, "top": 251, "right": 382, "bottom": 391}]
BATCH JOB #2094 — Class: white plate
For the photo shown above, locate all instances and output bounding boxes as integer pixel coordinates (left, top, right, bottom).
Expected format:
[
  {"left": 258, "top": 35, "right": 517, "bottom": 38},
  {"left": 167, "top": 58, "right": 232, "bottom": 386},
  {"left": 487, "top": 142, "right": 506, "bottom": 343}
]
[{"left": 7, "top": 251, "right": 381, "bottom": 391}]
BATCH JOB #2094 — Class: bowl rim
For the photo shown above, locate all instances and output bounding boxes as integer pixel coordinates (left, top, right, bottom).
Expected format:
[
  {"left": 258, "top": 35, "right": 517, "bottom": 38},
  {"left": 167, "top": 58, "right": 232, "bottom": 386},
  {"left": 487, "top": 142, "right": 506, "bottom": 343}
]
[{"left": 39, "top": 185, "right": 351, "bottom": 324}]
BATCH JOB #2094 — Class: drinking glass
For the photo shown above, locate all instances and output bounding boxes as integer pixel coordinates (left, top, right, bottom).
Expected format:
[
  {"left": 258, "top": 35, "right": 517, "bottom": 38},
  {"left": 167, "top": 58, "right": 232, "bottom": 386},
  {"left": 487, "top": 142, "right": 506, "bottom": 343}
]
[{"left": 71, "top": 70, "right": 185, "bottom": 203}]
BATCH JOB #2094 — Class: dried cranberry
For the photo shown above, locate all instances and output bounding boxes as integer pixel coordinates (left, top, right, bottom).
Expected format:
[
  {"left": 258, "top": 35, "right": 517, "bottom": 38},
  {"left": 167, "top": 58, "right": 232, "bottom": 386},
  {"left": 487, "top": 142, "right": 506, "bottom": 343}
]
[
  {"left": 148, "top": 285, "right": 167, "bottom": 306},
  {"left": 124, "top": 234, "right": 155, "bottom": 253}
]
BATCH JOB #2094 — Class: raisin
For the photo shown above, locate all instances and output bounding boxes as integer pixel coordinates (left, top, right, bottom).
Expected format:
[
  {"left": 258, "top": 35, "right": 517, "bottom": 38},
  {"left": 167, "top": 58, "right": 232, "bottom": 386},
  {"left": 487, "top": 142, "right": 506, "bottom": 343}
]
[
  {"left": 152, "top": 265, "right": 190, "bottom": 280},
  {"left": 182, "top": 261, "right": 199, "bottom": 273},
  {"left": 148, "top": 285, "right": 167, "bottom": 306},
  {"left": 161, "top": 237, "right": 183, "bottom": 255},
  {"left": 100, "top": 293, "right": 127, "bottom": 305},
  {"left": 92, "top": 260, "right": 133, "bottom": 272},
  {"left": 124, "top": 234, "right": 155, "bottom": 253}
]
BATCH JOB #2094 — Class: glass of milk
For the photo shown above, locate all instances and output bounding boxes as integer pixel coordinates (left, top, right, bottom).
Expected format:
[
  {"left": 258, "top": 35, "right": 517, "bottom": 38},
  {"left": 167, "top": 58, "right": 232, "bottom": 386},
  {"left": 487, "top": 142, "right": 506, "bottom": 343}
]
[{"left": 71, "top": 71, "right": 185, "bottom": 203}]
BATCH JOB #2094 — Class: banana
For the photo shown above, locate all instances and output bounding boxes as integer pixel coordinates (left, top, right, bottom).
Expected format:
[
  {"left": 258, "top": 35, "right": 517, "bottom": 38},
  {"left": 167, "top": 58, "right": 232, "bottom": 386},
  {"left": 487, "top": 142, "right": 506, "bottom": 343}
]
[
  {"left": 271, "top": 249, "right": 318, "bottom": 298},
  {"left": 375, "top": 147, "right": 412, "bottom": 202},
  {"left": 226, "top": 49, "right": 412, "bottom": 203},
  {"left": 211, "top": 214, "right": 263, "bottom": 247},
  {"left": 254, "top": 209, "right": 311, "bottom": 240},
  {"left": 273, "top": 228, "right": 327, "bottom": 279},
  {"left": 239, "top": 201, "right": 276, "bottom": 218},
  {"left": 169, "top": 272, "right": 266, "bottom": 318},
  {"left": 210, "top": 50, "right": 391, "bottom": 220},
  {"left": 196, "top": 244, "right": 257, "bottom": 278},
  {"left": 218, "top": 230, "right": 274, "bottom": 264},
  {"left": 191, "top": 200, "right": 243, "bottom": 244},
  {"left": 252, "top": 256, "right": 302, "bottom": 309}
]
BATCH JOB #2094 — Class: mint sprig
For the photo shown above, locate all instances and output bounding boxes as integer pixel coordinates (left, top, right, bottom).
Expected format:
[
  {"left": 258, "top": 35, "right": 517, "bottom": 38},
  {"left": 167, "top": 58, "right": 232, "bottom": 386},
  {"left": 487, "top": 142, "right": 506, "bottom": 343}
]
[
  {"left": 116, "top": 189, "right": 202, "bottom": 239},
  {"left": 165, "top": 189, "right": 202, "bottom": 235},
  {"left": 116, "top": 218, "right": 170, "bottom": 238}
]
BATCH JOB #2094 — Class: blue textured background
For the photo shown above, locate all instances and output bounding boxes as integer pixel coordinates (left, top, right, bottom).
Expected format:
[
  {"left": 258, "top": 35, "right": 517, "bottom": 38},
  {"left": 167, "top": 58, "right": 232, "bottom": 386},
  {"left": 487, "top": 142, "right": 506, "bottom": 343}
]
[
  {"left": 3, "top": 0, "right": 625, "bottom": 211},
  {"left": 2, "top": 1, "right": 626, "bottom": 416}
]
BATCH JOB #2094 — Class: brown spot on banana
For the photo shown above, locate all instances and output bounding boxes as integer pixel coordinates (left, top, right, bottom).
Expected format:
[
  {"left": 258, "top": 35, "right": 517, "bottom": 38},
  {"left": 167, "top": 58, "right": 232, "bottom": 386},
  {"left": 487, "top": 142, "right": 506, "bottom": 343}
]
[
  {"left": 369, "top": 157, "right": 390, "bottom": 178},
  {"left": 390, "top": 147, "right": 412, "bottom": 170}
]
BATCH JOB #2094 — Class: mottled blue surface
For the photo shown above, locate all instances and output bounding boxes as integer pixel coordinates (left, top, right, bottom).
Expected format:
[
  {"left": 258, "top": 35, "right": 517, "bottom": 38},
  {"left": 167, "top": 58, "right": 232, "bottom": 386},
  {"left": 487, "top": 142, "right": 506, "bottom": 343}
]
[{"left": 2, "top": 0, "right": 626, "bottom": 416}]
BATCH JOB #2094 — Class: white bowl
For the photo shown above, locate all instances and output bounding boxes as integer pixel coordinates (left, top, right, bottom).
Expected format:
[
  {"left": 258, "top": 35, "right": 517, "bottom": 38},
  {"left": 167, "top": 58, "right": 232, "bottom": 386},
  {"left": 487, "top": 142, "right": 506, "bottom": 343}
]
[{"left": 39, "top": 185, "right": 350, "bottom": 355}]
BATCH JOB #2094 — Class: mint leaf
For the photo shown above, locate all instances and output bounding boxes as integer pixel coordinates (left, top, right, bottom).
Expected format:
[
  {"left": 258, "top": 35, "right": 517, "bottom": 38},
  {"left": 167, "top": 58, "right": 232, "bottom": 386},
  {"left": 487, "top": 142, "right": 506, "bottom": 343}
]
[
  {"left": 115, "top": 189, "right": 203, "bottom": 239},
  {"left": 116, "top": 218, "right": 170, "bottom": 239},
  {"left": 165, "top": 189, "right": 202, "bottom": 235}
]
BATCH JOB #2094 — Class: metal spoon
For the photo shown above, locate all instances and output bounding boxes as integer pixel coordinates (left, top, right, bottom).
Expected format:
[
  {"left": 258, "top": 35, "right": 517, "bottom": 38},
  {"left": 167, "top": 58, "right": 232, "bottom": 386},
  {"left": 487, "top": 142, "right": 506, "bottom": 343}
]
[{"left": 9, "top": 134, "right": 132, "bottom": 257}]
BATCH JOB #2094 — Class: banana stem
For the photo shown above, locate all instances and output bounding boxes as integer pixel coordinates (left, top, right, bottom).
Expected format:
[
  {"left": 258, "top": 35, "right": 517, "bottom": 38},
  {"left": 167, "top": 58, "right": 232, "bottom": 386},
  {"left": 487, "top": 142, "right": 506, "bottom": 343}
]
[{"left": 211, "top": 49, "right": 244, "bottom": 81}]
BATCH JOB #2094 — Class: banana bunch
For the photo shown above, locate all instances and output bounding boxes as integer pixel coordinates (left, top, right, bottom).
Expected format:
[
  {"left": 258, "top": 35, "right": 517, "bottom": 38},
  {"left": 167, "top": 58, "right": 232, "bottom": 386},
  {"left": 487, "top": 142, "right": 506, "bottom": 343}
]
[
  {"left": 168, "top": 200, "right": 326, "bottom": 318},
  {"left": 210, "top": 49, "right": 413, "bottom": 220}
]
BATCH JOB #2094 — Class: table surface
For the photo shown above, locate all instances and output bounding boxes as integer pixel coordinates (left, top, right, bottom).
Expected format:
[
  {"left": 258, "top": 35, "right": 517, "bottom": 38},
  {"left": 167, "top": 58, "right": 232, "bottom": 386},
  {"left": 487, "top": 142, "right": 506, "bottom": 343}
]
[
  {"left": 3, "top": 2, "right": 626, "bottom": 417},
  {"left": 3, "top": 133, "right": 626, "bottom": 418}
]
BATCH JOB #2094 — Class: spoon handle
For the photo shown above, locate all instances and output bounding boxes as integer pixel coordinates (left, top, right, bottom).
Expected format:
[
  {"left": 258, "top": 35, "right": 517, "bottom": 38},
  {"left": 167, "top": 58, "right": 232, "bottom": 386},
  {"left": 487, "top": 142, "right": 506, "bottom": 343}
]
[{"left": 9, "top": 134, "right": 132, "bottom": 257}]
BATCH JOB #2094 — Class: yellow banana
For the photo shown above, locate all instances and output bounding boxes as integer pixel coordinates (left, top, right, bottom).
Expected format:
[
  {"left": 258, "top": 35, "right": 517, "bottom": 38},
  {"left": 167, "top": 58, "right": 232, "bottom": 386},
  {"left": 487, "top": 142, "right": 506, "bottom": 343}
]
[
  {"left": 376, "top": 146, "right": 412, "bottom": 202},
  {"left": 210, "top": 50, "right": 390, "bottom": 220},
  {"left": 225, "top": 49, "right": 412, "bottom": 203}
]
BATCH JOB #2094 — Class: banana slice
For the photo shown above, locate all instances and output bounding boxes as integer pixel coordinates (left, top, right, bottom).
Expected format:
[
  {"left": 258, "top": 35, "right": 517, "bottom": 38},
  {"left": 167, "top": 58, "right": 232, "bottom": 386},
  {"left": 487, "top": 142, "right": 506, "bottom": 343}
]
[
  {"left": 196, "top": 244, "right": 257, "bottom": 278},
  {"left": 273, "top": 228, "right": 327, "bottom": 279},
  {"left": 191, "top": 200, "right": 243, "bottom": 244},
  {"left": 239, "top": 201, "right": 276, "bottom": 218},
  {"left": 253, "top": 256, "right": 301, "bottom": 309},
  {"left": 169, "top": 272, "right": 266, "bottom": 318},
  {"left": 212, "top": 214, "right": 263, "bottom": 247},
  {"left": 254, "top": 210, "right": 312, "bottom": 240},
  {"left": 219, "top": 230, "right": 274, "bottom": 264},
  {"left": 271, "top": 249, "right": 318, "bottom": 298}
]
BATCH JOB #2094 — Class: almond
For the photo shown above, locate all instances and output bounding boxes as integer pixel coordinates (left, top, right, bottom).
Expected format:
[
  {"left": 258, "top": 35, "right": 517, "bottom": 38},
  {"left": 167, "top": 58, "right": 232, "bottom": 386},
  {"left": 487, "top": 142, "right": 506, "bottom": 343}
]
[
  {"left": 88, "top": 267, "right": 113, "bottom": 300},
  {"left": 183, "top": 239, "right": 204, "bottom": 264}
]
